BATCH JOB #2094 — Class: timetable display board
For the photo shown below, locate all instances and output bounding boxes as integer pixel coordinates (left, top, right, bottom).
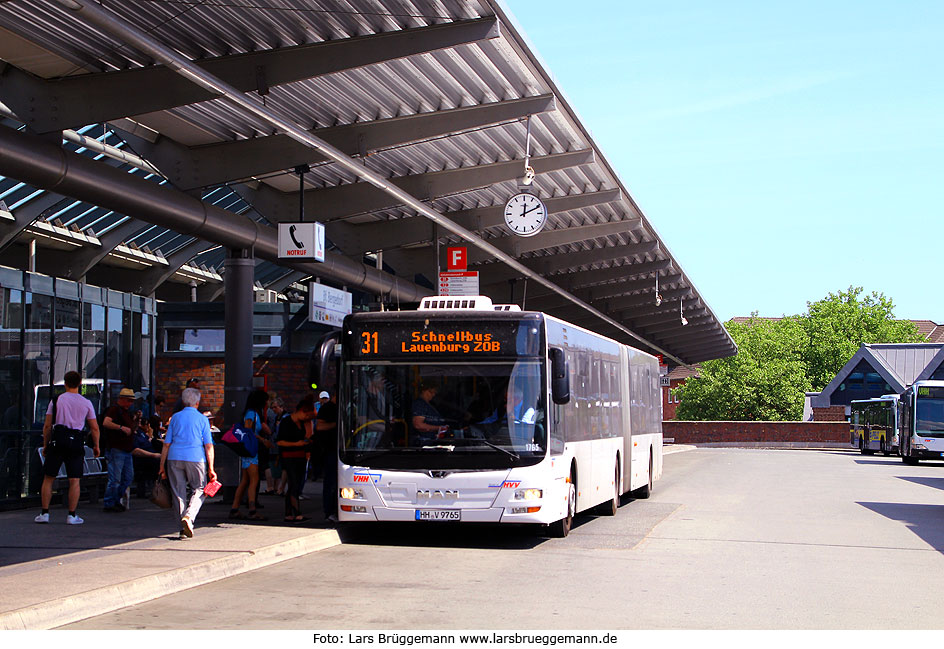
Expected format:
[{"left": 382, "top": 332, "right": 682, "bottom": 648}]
[{"left": 345, "top": 317, "right": 544, "bottom": 359}]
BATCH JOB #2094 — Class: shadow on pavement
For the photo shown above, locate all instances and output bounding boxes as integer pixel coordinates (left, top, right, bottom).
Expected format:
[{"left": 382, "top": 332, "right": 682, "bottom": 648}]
[
  {"left": 0, "top": 482, "right": 331, "bottom": 569},
  {"left": 896, "top": 475, "right": 944, "bottom": 492},
  {"left": 853, "top": 459, "right": 908, "bottom": 467},
  {"left": 858, "top": 501, "right": 944, "bottom": 555}
]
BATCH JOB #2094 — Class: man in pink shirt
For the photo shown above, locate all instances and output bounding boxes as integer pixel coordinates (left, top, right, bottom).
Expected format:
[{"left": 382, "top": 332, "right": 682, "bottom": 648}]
[{"left": 35, "top": 371, "right": 101, "bottom": 525}]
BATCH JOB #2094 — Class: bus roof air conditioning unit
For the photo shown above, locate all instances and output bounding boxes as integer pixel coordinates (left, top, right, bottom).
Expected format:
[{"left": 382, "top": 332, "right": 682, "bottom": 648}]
[
  {"left": 492, "top": 304, "right": 521, "bottom": 311},
  {"left": 418, "top": 296, "right": 494, "bottom": 311}
]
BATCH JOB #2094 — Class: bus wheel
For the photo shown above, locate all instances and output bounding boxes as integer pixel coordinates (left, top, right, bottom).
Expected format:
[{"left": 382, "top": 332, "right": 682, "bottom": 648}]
[
  {"left": 596, "top": 461, "right": 620, "bottom": 516},
  {"left": 633, "top": 451, "right": 653, "bottom": 499},
  {"left": 549, "top": 472, "right": 576, "bottom": 538}
]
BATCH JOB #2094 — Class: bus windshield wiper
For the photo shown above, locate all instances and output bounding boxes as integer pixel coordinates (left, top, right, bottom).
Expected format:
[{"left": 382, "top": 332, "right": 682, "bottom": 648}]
[{"left": 472, "top": 438, "right": 519, "bottom": 460}]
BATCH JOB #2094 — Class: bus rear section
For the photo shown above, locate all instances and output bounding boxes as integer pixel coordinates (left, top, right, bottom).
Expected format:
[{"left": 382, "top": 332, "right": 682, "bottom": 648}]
[
  {"left": 332, "top": 298, "right": 663, "bottom": 536},
  {"left": 899, "top": 381, "right": 944, "bottom": 465}
]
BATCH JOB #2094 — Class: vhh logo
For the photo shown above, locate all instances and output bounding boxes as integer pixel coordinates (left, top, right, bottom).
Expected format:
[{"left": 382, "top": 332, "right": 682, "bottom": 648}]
[{"left": 446, "top": 247, "right": 467, "bottom": 271}]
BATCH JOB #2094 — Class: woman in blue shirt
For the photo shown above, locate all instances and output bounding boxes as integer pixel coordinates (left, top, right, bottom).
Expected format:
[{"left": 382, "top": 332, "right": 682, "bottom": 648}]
[
  {"left": 159, "top": 388, "right": 216, "bottom": 539},
  {"left": 229, "top": 389, "right": 272, "bottom": 521}
]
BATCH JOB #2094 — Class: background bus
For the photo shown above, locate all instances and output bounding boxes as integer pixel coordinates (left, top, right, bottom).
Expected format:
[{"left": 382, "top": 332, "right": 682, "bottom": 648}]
[
  {"left": 850, "top": 395, "right": 898, "bottom": 456},
  {"left": 327, "top": 296, "right": 663, "bottom": 537},
  {"left": 899, "top": 380, "right": 944, "bottom": 465},
  {"left": 32, "top": 380, "right": 115, "bottom": 429}
]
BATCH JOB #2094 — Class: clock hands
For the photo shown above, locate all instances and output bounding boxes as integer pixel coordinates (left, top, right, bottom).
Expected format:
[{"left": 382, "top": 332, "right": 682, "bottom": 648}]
[{"left": 522, "top": 202, "right": 543, "bottom": 216}]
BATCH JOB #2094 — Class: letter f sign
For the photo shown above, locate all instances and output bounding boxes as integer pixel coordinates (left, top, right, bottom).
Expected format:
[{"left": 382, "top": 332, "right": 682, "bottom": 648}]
[{"left": 447, "top": 247, "right": 467, "bottom": 271}]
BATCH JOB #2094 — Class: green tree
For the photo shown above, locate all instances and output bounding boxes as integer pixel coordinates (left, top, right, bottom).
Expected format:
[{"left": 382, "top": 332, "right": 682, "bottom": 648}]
[
  {"left": 674, "top": 287, "right": 922, "bottom": 421},
  {"left": 674, "top": 315, "right": 810, "bottom": 421},
  {"left": 801, "top": 286, "right": 922, "bottom": 391}
]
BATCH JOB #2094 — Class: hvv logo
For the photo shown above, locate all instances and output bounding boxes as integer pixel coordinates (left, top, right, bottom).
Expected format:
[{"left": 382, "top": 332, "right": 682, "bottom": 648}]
[
  {"left": 352, "top": 472, "right": 381, "bottom": 484},
  {"left": 488, "top": 480, "right": 521, "bottom": 489}
]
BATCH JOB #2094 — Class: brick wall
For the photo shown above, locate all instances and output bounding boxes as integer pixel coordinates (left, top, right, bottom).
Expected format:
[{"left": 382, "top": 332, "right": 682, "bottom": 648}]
[
  {"left": 155, "top": 356, "right": 311, "bottom": 421},
  {"left": 812, "top": 406, "right": 847, "bottom": 421},
  {"left": 662, "top": 420, "right": 848, "bottom": 445}
]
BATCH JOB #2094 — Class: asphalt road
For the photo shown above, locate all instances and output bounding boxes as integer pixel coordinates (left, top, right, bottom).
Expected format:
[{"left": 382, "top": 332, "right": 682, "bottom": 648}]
[{"left": 66, "top": 448, "right": 944, "bottom": 629}]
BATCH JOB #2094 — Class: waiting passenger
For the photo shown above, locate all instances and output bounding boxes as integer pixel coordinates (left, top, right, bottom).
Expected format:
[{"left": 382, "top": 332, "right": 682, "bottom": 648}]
[
  {"left": 102, "top": 388, "right": 138, "bottom": 513},
  {"left": 35, "top": 371, "right": 101, "bottom": 525}
]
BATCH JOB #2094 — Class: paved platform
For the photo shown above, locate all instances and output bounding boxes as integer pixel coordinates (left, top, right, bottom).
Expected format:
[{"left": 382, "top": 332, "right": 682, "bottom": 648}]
[{"left": 0, "top": 482, "right": 339, "bottom": 630}]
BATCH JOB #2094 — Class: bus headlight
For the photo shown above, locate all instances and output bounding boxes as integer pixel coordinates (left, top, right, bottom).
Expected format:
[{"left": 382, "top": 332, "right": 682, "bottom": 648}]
[
  {"left": 514, "top": 488, "right": 542, "bottom": 500},
  {"left": 340, "top": 487, "right": 365, "bottom": 500}
]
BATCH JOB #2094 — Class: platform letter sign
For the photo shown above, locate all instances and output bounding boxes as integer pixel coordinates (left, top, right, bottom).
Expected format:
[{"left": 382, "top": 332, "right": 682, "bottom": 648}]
[
  {"left": 446, "top": 247, "right": 467, "bottom": 271},
  {"left": 278, "top": 222, "right": 325, "bottom": 261}
]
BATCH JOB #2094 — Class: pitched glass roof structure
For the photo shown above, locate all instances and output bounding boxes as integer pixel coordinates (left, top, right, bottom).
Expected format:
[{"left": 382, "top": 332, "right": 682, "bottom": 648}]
[{"left": 0, "top": 0, "right": 736, "bottom": 365}]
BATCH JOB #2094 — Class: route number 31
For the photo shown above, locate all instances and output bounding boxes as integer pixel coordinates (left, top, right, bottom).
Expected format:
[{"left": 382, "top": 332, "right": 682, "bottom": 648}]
[{"left": 361, "top": 331, "right": 378, "bottom": 354}]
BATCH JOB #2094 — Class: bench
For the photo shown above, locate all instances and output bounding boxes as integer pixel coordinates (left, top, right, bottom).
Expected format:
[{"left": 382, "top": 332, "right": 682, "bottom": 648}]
[{"left": 37, "top": 446, "right": 108, "bottom": 504}]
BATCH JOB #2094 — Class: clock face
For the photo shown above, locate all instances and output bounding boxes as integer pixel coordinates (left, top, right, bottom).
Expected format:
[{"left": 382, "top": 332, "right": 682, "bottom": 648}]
[{"left": 503, "top": 192, "right": 547, "bottom": 237}]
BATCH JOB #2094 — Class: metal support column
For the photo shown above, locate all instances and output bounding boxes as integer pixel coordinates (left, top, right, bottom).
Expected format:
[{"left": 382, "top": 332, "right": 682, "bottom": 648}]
[{"left": 223, "top": 247, "right": 254, "bottom": 426}]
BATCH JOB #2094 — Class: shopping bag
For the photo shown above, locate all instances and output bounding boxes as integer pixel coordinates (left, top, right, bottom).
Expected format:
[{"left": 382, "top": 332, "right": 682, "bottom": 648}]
[
  {"left": 150, "top": 479, "right": 172, "bottom": 509},
  {"left": 203, "top": 479, "right": 222, "bottom": 498}
]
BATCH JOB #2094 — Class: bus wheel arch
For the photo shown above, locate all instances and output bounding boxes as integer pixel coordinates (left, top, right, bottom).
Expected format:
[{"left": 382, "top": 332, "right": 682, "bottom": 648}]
[
  {"left": 548, "top": 462, "right": 577, "bottom": 538},
  {"left": 633, "top": 448, "right": 653, "bottom": 499},
  {"left": 596, "top": 453, "right": 620, "bottom": 516}
]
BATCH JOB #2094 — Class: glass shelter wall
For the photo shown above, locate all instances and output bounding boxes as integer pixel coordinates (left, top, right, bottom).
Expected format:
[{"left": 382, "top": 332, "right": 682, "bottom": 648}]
[{"left": 0, "top": 266, "right": 156, "bottom": 504}]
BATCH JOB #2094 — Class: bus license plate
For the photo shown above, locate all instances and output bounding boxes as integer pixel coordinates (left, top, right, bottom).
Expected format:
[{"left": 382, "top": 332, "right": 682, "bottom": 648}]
[{"left": 415, "top": 509, "right": 460, "bottom": 521}]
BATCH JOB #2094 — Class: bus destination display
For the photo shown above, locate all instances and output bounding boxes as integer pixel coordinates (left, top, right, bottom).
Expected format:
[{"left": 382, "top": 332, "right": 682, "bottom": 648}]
[
  {"left": 348, "top": 319, "right": 542, "bottom": 358},
  {"left": 918, "top": 386, "right": 944, "bottom": 399}
]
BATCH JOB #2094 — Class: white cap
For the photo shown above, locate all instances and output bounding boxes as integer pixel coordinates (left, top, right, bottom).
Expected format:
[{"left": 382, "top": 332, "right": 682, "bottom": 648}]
[{"left": 319, "top": 391, "right": 330, "bottom": 399}]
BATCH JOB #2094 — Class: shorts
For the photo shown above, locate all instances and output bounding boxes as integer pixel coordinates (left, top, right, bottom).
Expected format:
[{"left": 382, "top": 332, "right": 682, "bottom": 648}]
[
  {"left": 43, "top": 447, "right": 84, "bottom": 479},
  {"left": 239, "top": 455, "right": 259, "bottom": 470}
]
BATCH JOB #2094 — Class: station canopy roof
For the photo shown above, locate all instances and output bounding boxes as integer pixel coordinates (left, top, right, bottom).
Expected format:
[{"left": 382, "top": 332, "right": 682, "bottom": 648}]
[{"left": 0, "top": 0, "right": 736, "bottom": 365}]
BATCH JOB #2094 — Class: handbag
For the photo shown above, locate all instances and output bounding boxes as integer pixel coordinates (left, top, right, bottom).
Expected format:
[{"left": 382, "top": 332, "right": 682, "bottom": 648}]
[
  {"left": 150, "top": 478, "right": 172, "bottom": 509},
  {"left": 48, "top": 394, "right": 86, "bottom": 454},
  {"left": 221, "top": 423, "right": 259, "bottom": 457}
]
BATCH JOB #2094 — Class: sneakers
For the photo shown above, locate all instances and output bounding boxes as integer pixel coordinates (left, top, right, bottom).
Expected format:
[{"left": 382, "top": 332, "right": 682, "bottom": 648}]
[
  {"left": 181, "top": 516, "right": 194, "bottom": 538},
  {"left": 178, "top": 531, "right": 188, "bottom": 540},
  {"left": 35, "top": 513, "right": 84, "bottom": 524}
]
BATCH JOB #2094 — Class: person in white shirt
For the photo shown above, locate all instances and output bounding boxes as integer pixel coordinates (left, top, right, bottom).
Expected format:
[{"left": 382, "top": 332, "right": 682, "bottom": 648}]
[{"left": 35, "top": 371, "right": 101, "bottom": 525}]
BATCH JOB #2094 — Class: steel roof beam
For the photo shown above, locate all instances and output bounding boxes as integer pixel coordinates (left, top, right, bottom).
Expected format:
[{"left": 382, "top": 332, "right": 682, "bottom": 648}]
[
  {"left": 1, "top": 18, "right": 500, "bottom": 133},
  {"left": 237, "top": 149, "right": 594, "bottom": 225},
  {"left": 652, "top": 328, "right": 730, "bottom": 346},
  {"left": 514, "top": 267, "right": 677, "bottom": 303},
  {"left": 118, "top": 94, "right": 557, "bottom": 190},
  {"left": 551, "top": 287, "right": 694, "bottom": 315},
  {"left": 0, "top": 191, "right": 73, "bottom": 251},
  {"left": 45, "top": 218, "right": 150, "bottom": 280},
  {"left": 524, "top": 273, "right": 683, "bottom": 311},
  {"left": 0, "top": 124, "right": 429, "bottom": 300},
  {"left": 333, "top": 188, "right": 622, "bottom": 256},
  {"left": 390, "top": 218, "right": 640, "bottom": 276},
  {"left": 265, "top": 270, "right": 309, "bottom": 293},
  {"left": 51, "top": 0, "right": 690, "bottom": 366}
]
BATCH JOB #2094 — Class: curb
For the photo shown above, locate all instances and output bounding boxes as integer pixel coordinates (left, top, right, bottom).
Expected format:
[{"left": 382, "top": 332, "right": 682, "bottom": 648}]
[{"left": 0, "top": 528, "right": 341, "bottom": 630}]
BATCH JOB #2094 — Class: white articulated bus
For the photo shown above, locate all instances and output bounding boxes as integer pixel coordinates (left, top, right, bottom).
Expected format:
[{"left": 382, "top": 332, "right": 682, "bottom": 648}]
[
  {"left": 899, "top": 380, "right": 944, "bottom": 465},
  {"left": 850, "top": 395, "right": 899, "bottom": 456},
  {"left": 326, "top": 296, "right": 663, "bottom": 537}
]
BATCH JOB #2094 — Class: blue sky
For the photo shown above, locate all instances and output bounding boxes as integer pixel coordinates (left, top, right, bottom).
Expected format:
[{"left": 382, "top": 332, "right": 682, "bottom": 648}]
[{"left": 503, "top": 1, "right": 943, "bottom": 323}]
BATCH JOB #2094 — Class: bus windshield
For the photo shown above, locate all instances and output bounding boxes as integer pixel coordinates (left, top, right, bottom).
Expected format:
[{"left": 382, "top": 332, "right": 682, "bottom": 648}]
[
  {"left": 341, "top": 361, "right": 546, "bottom": 470},
  {"left": 915, "top": 397, "right": 944, "bottom": 437}
]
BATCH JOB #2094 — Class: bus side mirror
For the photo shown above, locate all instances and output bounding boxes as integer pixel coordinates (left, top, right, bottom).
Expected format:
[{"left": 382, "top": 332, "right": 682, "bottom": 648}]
[{"left": 550, "top": 347, "right": 570, "bottom": 405}]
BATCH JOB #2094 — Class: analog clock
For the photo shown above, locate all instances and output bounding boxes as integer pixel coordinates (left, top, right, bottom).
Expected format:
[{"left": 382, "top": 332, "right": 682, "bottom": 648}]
[{"left": 503, "top": 192, "right": 547, "bottom": 237}]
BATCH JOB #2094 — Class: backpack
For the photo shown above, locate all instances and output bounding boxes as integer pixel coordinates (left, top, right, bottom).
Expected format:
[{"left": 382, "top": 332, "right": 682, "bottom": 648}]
[{"left": 221, "top": 423, "right": 258, "bottom": 457}]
